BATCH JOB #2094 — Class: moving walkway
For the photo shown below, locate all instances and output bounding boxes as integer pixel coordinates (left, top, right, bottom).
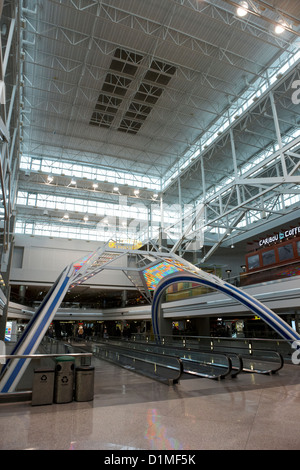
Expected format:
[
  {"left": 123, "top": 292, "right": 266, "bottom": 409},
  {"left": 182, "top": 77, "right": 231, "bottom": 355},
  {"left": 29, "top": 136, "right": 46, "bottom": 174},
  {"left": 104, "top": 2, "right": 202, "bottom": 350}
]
[
  {"left": 89, "top": 339, "right": 236, "bottom": 382},
  {"left": 88, "top": 337, "right": 284, "bottom": 384}
]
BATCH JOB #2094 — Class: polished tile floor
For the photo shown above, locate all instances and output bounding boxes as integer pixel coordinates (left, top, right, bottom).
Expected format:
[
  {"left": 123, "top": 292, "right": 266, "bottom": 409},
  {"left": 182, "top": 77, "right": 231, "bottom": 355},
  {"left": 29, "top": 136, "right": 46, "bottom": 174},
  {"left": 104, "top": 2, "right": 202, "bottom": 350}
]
[{"left": 1, "top": 355, "right": 300, "bottom": 450}]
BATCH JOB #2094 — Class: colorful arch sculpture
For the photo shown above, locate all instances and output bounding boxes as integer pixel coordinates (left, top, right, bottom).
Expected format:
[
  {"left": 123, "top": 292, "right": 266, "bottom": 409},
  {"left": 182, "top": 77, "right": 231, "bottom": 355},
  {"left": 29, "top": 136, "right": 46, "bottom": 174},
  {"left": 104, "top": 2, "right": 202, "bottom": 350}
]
[
  {"left": 2, "top": 245, "right": 299, "bottom": 394},
  {"left": 151, "top": 271, "right": 300, "bottom": 344},
  {"left": 0, "top": 264, "right": 74, "bottom": 393}
]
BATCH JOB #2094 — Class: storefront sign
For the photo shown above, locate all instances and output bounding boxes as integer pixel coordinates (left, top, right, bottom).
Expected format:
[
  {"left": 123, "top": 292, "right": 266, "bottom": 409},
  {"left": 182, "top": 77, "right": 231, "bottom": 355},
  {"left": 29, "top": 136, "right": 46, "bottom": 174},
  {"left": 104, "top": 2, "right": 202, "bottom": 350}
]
[{"left": 259, "top": 225, "right": 300, "bottom": 247}]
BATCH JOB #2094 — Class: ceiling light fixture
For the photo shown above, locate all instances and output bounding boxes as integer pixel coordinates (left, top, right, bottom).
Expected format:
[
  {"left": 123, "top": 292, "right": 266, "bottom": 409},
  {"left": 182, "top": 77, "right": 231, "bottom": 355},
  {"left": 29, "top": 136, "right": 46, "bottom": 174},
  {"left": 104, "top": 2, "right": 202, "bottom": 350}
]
[
  {"left": 113, "top": 186, "right": 119, "bottom": 191},
  {"left": 63, "top": 213, "right": 69, "bottom": 219},
  {"left": 275, "top": 19, "right": 287, "bottom": 34},
  {"left": 236, "top": 1, "right": 248, "bottom": 17},
  {"left": 134, "top": 189, "right": 139, "bottom": 196},
  {"left": 70, "top": 178, "right": 76, "bottom": 185},
  {"left": 47, "top": 175, "right": 53, "bottom": 183},
  {"left": 92, "top": 182, "right": 98, "bottom": 189}
]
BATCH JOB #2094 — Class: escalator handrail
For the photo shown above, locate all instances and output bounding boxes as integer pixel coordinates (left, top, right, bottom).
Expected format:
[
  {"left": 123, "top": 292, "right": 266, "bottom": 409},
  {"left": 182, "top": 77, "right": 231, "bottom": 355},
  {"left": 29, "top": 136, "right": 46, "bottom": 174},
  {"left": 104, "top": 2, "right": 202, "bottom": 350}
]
[
  {"left": 239, "top": 350, "right": 284, "bottom": 375},
  {"left": 180, "top": 350, "right": 243, "bottom": 378},
  {"left": 226, "top": 353, "right": 244, "bottom": 378},
  {"left": 131, "top": 340, "right": 234, "bottom": 378},
  {"left": 192, "top": 341, "right": 285, "bottom": 375},
  {"left": 207, "top": 345, "right": 284, "bottom": 375},
  {"left": 98, "top": 337, "right": 284, "bottom": 376},
  {"left": 137, "top": 339, "right": 283, "bottom": 376},
  {"left": 180, "top": 355, "right": 233, "bottom": 380}
]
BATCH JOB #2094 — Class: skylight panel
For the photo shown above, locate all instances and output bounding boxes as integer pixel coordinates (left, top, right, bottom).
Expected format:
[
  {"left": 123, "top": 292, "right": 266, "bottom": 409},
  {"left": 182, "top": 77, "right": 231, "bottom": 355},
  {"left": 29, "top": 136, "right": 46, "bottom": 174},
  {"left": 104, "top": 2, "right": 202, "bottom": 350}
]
[{"left": 20, "top": 155, "right": 161, "bottom": 191}]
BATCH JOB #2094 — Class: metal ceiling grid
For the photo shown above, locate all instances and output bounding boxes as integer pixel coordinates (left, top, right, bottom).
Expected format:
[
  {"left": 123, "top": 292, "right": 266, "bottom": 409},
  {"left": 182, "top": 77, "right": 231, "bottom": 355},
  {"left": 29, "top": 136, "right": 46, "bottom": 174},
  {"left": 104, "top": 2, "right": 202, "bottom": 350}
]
[
  {"left": 19, "top": 1, "right": 288, "bottom": 161},
  {"left": 1, "top": 0, "right": 300, "bottom": 266}
]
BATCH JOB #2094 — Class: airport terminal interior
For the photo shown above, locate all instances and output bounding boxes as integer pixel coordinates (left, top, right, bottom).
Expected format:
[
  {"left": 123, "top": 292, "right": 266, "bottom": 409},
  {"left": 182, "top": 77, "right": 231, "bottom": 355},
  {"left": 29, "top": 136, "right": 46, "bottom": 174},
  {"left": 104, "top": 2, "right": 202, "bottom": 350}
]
[{"left": 1, "top": 0, "right": 300, "bottom": 451}]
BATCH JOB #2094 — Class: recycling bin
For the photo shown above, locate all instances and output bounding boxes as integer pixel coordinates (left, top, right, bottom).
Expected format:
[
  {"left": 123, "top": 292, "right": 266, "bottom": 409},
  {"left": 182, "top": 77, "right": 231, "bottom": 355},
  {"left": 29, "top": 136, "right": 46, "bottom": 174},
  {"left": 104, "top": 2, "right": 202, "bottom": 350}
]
[
  {"left": 75, "top": 366, "right": 95, "bottom": 402},
  {"left": 54, "top": 356, "right": 75, "bottom": 404},
  {"left": 32, "top": 368, "right": 55, "bottom": 406}
]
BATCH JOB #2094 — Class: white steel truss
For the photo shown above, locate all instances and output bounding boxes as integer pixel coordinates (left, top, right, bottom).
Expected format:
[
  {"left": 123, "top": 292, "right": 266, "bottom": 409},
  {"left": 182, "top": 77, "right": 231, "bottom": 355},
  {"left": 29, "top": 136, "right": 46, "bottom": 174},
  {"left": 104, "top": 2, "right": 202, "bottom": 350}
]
[{"left": 2, "top": 0, "right": 300, "bottom": 258}]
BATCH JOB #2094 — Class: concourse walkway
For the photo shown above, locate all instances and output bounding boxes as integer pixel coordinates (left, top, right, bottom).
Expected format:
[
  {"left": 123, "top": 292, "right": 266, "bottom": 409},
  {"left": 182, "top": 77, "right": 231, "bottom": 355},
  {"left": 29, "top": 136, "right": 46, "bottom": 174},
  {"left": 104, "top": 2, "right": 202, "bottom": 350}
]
[{"left": 1, "top": 355, "right": 300, "bottom": 450}]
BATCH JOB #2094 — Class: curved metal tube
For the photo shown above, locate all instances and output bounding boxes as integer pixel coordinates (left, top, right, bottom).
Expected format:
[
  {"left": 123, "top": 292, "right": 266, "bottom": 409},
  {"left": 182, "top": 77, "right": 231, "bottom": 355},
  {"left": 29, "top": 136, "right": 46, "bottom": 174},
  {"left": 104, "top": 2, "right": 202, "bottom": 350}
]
[{"left": 152, "top": 271, "right": 300, "bottom": 345}]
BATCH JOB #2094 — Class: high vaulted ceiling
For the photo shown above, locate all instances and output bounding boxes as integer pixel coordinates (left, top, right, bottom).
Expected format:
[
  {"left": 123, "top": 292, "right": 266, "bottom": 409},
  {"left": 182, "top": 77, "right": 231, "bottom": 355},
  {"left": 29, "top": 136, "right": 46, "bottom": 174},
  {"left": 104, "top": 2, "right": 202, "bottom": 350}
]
[{"left": 1, "top": 0, "right": 300, "bottom": 265}]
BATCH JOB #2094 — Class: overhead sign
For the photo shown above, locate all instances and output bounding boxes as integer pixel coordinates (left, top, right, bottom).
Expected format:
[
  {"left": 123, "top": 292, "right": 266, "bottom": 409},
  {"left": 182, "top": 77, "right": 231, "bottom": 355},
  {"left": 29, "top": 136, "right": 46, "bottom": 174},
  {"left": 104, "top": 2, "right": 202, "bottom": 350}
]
[{"left": 259, "top": 225, "right": 300, "bottom": 247}]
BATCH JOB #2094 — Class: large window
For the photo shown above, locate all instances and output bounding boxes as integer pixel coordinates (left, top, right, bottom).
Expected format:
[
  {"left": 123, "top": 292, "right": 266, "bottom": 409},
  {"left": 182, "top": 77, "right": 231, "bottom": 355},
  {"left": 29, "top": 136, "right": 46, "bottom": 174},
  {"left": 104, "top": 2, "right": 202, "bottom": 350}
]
[
  {"left": 262, "top": 250, "right": 276, "bottom": 266},
  {"left": 20, "top": 155, "right": 161, "bottom": 191},
  {"left": 278, "top": 244, "right": 294, "bottom": 262},
  {"left": 15, "top": 189, "right": 182, "bottom": 242},
  {"left": 247, "top": 254, "right": 260, "bottom": 270}
]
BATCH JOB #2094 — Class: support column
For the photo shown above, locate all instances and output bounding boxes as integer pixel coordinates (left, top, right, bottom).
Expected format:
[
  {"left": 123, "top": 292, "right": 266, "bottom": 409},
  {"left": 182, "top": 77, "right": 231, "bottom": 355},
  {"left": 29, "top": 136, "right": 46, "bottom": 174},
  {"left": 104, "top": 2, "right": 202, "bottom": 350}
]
[
  {"left": 158, "top": 310, "right": 173, "bottom": 338},
  {"left": 200, "top": 156, "right": 207, "bottom": 223},
  {"left": 178, "top": 172, "right": 183, "bottom": 255},
  {"left": 230, "top": 129, "right": 241, "bottom": 206},
  {"left": 0, "top": 216, "right": 15, "bottom": 342},
  {"left": 121, "top": 290, "right": 127, "bottom": 308},
  {"left": 159, "top": 194, "right": 167, "bottom": 249},
  {"left": 195, "top": 317, "right": 210, "bottom": 336},
  {"left": 270, "top": 91, "right": 287, "bottom": 178}
]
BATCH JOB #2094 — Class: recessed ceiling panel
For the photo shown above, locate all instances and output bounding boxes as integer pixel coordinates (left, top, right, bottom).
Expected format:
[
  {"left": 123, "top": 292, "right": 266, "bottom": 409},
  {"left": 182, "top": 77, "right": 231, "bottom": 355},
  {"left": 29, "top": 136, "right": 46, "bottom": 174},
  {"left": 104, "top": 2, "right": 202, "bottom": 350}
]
[{"left": 89, "top": 47, "right": 177, "bottom": 134}]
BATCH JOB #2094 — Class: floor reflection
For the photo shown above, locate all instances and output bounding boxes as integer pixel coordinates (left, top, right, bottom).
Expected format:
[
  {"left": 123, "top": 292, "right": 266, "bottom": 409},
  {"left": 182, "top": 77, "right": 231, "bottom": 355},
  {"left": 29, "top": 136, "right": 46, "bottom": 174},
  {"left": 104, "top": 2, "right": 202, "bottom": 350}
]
[{"left": 145, "top": 408, "right": 189, "bottom": 450}]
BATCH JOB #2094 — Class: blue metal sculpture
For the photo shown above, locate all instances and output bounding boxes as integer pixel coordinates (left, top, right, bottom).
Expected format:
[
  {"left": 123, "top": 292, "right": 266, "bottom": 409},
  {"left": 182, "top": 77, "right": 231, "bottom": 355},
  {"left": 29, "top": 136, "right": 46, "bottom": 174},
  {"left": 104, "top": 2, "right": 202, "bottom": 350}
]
[{"left": 152, "top": 271, "right": 300, "bottom": 344}]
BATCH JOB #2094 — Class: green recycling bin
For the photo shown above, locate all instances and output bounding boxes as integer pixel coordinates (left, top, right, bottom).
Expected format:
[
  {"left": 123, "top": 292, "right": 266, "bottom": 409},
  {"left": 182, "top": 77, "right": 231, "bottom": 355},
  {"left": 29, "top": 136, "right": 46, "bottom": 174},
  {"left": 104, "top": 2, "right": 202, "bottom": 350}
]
[{"left": 54, "top": 356, "right": 75, "bottom": 404}]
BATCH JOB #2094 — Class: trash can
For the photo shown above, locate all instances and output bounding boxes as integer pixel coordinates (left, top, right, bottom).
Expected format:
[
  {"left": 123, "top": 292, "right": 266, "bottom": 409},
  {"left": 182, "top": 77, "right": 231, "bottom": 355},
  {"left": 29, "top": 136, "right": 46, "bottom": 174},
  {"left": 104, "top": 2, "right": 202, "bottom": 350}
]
[
  {"left": 75, "top": 366, "right": 95, "bottom": 402},
  {"left": 32, "top": 368, "right": 55, "bottom": 406},
  {"left": 54, "top": 356, "right": 75, "bottom": 404}
]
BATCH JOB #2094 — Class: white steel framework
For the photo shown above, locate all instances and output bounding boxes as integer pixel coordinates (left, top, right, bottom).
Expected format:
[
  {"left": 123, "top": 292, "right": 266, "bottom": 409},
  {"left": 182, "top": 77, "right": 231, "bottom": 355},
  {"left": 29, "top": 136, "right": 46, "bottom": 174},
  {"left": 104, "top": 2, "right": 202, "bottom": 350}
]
[{"left": 1, "top": 0, "right": 300, "bottom": 263}]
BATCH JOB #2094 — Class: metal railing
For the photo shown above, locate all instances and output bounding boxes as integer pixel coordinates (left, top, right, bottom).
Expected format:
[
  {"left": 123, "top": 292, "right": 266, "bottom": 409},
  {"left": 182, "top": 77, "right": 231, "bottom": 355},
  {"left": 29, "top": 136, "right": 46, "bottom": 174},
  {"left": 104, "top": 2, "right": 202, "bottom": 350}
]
[{"left": 0, "top": 351, "right": 92, "bottom": 403}]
